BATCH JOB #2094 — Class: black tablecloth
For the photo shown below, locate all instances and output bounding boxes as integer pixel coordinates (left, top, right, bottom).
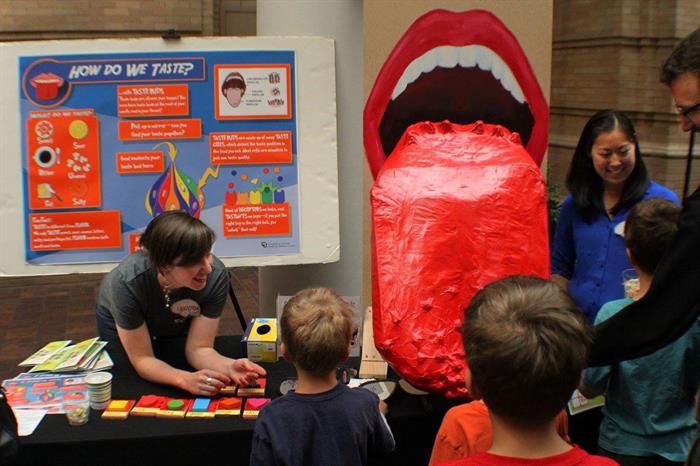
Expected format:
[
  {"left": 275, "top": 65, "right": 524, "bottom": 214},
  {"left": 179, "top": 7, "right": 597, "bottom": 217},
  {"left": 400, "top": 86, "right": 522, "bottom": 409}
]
[{"left": 16, "top": 336, "right": 466, "bottom": 466}]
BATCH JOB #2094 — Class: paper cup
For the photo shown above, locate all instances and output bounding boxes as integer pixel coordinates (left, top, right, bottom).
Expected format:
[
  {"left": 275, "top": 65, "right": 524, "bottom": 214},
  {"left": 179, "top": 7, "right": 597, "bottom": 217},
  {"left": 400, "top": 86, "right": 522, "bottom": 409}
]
[{"left": 86, "top": 371, "right": 113, "bottom": 409}]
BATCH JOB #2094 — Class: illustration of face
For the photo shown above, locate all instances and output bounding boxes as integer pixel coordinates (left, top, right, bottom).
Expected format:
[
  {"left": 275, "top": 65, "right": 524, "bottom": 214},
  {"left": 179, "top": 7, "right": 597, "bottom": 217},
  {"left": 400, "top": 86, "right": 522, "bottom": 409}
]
[
  {"left": 165, "top": 253, "right": 214, "bottom": 291},
  {"left": 364, "top": 9, "right": 549, "bottom": 178},
  {"left": 225, "top": 87, "right": 244, "bottom": 108},
  {"left": 591, "top": 128, "right": 636, "bottom": 190}
]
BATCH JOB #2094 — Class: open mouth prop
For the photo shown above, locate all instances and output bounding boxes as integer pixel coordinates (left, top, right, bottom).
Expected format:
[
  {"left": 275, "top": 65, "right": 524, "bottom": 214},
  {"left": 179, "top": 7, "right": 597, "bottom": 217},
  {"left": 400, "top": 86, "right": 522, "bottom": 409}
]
[
  {"left": 364, "top": 9, "right": 548, "bottom": 178},
  {"left": 366, "top": 10, "right": 551, "bottom": 397}
]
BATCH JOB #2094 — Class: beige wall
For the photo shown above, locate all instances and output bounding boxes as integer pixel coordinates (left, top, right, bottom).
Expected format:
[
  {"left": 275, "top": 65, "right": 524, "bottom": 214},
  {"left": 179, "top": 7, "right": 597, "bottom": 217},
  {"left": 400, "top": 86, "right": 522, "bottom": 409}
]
[{"left": 363, "top": 0, "right": 554, "bottom": 307}]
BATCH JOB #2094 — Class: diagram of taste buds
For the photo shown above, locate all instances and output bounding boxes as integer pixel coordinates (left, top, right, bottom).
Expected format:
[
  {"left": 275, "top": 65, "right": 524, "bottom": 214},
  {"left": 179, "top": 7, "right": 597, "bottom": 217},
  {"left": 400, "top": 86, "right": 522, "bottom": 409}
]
[
  {"left": 26, "top": 109, "right": 101, "bottom": 210},
  {"left": 225, "top": 182, "right": 285, "bottom": 206},
  {"left": 222, "top": 175, "right": 291, "bottom": 237}
]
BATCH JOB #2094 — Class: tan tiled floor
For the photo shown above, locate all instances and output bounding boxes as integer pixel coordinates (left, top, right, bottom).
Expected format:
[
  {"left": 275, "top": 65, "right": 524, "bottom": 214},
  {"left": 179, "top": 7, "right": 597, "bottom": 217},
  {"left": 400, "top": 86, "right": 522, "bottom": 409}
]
[{"left": 0, "top": 267, "right": 260, "bottom": 382}]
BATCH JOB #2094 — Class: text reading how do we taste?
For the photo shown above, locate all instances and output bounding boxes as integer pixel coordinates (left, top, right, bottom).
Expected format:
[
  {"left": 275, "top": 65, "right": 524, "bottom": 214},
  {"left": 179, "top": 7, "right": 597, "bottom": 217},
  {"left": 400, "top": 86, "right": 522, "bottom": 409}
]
[{"left": 68, "top": 61, "right": 198, "bottom": 80}]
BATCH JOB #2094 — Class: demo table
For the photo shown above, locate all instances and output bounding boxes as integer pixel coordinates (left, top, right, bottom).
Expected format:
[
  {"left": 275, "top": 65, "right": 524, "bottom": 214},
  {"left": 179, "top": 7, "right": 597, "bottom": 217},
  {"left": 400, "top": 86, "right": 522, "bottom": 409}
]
[{"left": 17, "top": 336, "right": 464, "bottom": 466}]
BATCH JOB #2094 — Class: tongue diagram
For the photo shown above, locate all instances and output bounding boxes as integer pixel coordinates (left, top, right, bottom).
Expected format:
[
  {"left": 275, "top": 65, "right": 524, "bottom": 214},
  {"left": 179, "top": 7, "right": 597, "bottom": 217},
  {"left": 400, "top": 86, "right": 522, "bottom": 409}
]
[{"left": 365, "top": 10, "right": 550, "bottom": 397}]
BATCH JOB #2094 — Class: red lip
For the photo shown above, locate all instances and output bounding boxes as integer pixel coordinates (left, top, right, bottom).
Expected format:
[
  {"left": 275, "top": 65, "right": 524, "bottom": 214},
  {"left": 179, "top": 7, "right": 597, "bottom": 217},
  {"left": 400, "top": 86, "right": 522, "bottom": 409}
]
[{"left": 363, "top": 9, "right": 549, "bottom": 178}]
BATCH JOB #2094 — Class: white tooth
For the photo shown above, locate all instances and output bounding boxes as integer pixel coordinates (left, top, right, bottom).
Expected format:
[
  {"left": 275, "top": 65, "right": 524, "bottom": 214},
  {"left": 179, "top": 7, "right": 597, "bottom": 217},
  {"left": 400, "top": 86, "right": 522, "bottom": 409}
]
[
  {"left": 435, "top": 45, "right": 458, "bottom": 69},
  {"left": 391, "top": 62, "right": 421, "bottom": 100},
  {"left": 459, "top": 46, "right": 477, "bottom": 67},
  {"left": 391, "top": 76, "right": 409, "bottom": 100},
  {"left": 405, "top": 62, "right": 422, "bottom": 85},
  {"left": 500, "top": 73, "right": 525, "bottom": 103},
  {"left": 491, "top": 56, "right": 505, "bottom": 80},
  {"left": 475, "top": 47, "right": 493, "bottom": 71},
  {"left": 418, "top": 49, "right": 437, "bottom": 74}
]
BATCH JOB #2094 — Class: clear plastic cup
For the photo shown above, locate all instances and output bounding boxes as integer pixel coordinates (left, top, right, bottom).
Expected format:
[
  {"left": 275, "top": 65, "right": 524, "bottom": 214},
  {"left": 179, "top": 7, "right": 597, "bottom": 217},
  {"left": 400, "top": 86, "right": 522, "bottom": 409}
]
[
  {"left": 64, "top": 399, "right": 90, "bottom": 426},
  {"left": 622, "top": 268, "right": 640, "bottom": 298}
]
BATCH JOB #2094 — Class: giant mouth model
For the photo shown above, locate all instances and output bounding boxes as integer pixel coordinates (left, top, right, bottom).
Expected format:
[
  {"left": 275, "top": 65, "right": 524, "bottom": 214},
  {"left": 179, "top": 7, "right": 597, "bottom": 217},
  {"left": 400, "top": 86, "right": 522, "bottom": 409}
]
[
  {"left": 364, "top": 9, "right": 548, "bottom": 178},
  {"left": 365, "top": 9, "right": 551, "bottom": 397}
]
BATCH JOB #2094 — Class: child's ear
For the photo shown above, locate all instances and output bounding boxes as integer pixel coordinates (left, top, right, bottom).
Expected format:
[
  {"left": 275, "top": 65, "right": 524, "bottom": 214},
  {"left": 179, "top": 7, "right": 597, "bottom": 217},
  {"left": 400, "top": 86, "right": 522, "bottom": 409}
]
[
  {"left": 465, "top": 366, "right": 482, "bottom": 400},
  {"left": 280, "top": 342, "right": 292, "bottom": 362}
]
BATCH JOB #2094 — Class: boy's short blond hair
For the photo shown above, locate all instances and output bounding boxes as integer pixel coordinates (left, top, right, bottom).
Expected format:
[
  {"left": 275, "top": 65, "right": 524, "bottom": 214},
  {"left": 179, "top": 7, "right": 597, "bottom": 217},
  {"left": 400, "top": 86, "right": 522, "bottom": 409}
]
[
  {"left": 463, "top": 275, "right": 592, "bottom": 427},
  {"left": 281, "top": 288, "right": 354, "bottom": 377}
]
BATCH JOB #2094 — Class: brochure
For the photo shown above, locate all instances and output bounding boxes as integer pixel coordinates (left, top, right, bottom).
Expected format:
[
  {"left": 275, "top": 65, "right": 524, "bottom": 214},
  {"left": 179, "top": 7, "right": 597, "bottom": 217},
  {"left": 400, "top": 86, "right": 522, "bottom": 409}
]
[
  {"left": 18, "top": 340, "right": 72, "bottom": 366},
  {"left": 29, "top": 337, "right": 99, "bottom": 372},
  {"left": 567, "top": 389, "right": 605, "bottom": 415},
  {"left": 2, "top": 373, "right": 88, "bottom": 414}
]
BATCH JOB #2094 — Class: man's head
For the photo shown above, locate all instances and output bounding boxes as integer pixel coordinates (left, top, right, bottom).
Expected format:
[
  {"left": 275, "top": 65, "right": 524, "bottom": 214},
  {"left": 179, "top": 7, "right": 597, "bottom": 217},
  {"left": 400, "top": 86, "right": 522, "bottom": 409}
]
[
  {"left": 661, "top": 27, "right": 700, "bottom": 131},
  {"left": 462, "top": 275, "right": 591, "bottom": 427},
  {"left": 281, "top": 288, "right": 355, "bottom": 377},
  {"left": 624, "top": 198, "right": 680, "bottom": 276}
]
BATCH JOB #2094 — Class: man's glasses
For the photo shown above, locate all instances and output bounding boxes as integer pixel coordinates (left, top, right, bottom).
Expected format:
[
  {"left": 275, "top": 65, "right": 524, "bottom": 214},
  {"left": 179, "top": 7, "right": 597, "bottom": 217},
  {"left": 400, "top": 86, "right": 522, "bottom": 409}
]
[{"left": 677, "top": 101, "right": 700, "bottom": 120}]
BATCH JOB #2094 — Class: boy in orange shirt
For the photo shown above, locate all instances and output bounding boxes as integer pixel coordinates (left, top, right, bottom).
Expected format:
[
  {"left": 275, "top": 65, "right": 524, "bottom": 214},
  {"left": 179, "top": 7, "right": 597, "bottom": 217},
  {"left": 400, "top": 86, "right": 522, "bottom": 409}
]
[{"left": 429, "top": 401, "right": 569, "bottom": 464}]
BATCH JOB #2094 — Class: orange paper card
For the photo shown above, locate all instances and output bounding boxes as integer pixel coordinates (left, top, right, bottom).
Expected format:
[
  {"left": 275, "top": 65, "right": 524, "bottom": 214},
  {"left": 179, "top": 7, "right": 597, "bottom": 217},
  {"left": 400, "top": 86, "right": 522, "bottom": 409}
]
[{"left": 214, "top": 397, "right": 243, "bottom": 416}]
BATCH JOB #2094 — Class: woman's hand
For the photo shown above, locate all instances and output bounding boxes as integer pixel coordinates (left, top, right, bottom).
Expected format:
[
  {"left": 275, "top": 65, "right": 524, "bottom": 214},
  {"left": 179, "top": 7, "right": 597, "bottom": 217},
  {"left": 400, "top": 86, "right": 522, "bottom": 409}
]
[
  {"left": 182, "top": 369, "right": 231, "bottom": 396},
  {"left": 228, "top": 358, "right": 267, "bottom": 386}
]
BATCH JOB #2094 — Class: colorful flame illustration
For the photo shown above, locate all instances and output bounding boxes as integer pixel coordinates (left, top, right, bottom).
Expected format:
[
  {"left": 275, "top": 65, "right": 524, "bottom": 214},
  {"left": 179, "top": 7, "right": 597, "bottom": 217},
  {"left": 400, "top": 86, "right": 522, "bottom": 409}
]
[{"left": 145, "top": 141, "right": 220, "bottom": 218}]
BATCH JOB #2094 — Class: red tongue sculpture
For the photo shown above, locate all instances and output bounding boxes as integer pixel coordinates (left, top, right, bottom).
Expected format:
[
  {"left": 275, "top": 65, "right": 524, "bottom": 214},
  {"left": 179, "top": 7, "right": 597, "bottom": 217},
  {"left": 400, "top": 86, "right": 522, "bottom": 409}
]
[{"left": 371, "top": 120, "right": 550, "bottom": 398}]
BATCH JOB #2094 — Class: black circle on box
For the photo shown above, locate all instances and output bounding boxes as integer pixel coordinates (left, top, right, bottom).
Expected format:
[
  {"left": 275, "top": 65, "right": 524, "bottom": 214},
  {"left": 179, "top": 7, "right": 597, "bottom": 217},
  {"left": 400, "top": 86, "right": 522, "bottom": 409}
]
[{"left": 256, "top": 324, "right": 271, "bottom": 335}]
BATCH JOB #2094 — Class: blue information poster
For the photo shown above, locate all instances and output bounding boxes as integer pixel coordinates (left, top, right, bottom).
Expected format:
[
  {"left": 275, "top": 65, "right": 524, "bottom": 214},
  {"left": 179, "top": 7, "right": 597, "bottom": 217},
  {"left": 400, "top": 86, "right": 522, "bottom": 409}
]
[{"left": 19, "top": 50, "right": 299, "bottom": 264}]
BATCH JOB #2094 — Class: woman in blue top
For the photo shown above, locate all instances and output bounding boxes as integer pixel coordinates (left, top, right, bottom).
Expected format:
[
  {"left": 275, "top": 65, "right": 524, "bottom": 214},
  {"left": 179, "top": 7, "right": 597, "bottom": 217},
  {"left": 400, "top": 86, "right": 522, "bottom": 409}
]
[{"left": 551, "top": 109, "right": 679, "bottom": 323}]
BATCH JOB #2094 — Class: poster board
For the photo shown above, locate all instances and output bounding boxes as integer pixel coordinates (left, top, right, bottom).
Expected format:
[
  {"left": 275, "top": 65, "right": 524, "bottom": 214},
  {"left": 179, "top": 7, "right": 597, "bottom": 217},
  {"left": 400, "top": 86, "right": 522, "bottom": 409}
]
[{"left": 0, "top": 37, "right": 338, "bottom": 275}]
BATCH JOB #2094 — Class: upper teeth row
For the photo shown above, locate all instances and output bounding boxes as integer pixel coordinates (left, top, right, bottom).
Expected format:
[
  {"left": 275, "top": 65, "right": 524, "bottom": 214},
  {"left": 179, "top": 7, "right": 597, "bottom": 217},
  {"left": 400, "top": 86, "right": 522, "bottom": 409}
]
[{"left": 391, "top": 45, "right": 525, "bottom": 104}]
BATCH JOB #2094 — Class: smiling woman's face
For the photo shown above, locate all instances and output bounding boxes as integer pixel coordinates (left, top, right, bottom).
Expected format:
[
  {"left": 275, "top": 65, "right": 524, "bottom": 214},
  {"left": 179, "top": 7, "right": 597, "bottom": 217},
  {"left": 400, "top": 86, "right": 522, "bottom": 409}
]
[
  {"left": 164, "top": 252, "right": 214, "bottom": 291},
  {"left": 591, "top": 128, "right": 636, "bottom": 190}
]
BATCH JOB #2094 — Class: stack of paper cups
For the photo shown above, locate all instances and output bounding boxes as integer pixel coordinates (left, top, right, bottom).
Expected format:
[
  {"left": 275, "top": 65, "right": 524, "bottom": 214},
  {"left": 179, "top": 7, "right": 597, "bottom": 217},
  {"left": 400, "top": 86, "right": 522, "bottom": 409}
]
[{"left": 85, "top": 372, "right": 113, "bottom": 410}]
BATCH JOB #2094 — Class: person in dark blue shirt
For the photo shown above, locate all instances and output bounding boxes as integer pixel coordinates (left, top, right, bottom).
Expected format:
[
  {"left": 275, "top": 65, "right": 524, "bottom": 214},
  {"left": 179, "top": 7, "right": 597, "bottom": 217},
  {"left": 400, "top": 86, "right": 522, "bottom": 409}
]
[
  {"left": 250, "top": 288, "right": 395, "bottom": 466},
  {"left": 551, "top": 109, "right": 679, "bottom": 323},
  {"left": 551, "top": 110, "right": 679, "bottom": 452}
]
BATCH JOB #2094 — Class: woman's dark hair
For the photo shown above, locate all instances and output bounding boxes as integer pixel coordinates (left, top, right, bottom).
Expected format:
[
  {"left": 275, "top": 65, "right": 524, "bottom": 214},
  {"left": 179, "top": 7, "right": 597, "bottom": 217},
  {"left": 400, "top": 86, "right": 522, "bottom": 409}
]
[
  {"left": 139, "top": 211, "right": 215, "bottom": 269},
  {"left": 565, "top": 109, "right": 649, "bottom": 223}
]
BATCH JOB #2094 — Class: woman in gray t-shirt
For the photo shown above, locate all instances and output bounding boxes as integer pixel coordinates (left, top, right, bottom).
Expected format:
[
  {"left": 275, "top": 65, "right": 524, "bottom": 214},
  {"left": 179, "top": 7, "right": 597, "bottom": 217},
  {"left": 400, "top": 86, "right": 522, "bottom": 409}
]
[{"left": 95, "top": 211, "right": 265, "bottom": 396}]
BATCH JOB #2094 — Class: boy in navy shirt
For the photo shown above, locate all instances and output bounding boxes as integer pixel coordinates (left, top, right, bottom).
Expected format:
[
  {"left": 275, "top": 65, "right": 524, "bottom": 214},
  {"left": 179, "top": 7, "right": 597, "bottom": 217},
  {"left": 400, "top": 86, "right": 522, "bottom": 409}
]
[{"left": 250, "top": 287, "right": 395, "bottom": 466}]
